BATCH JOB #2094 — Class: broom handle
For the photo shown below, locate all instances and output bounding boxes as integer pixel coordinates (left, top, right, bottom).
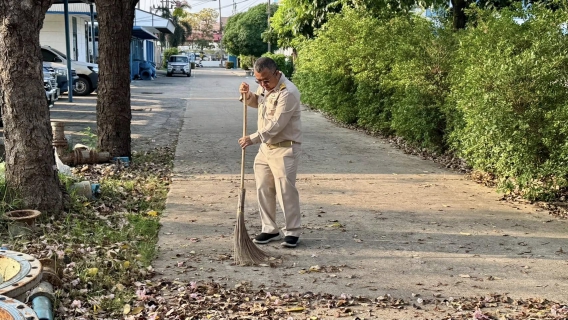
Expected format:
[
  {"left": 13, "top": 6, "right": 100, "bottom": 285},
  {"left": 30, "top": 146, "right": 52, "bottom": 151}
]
[{"left": 240, "top": 93, "right": 247, "bottom": 190}]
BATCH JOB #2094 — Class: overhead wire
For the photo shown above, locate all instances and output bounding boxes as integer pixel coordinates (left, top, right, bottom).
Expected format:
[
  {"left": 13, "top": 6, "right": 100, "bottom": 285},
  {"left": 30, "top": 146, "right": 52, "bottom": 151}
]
[
  {"left": 221, "top": 0, "right": 250, "bottom": 9},
  {"left": 189, "top": 0, "right": 219, "bottom": 8},
  {"left": 235, "top": 0, "right": 261, "bottom": 12}
]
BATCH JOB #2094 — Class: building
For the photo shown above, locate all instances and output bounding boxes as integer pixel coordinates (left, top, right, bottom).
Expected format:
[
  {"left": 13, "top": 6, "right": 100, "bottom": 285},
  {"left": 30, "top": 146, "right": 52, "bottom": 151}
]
[{"left": 42, "top": 3, "right": 175, "bottom": 67}]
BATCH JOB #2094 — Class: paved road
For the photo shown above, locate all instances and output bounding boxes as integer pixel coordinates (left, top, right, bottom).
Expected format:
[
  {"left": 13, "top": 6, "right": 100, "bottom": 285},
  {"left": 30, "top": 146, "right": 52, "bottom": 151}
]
[{"left": 154, "top": 68, "right": 568, "bottom": 314}]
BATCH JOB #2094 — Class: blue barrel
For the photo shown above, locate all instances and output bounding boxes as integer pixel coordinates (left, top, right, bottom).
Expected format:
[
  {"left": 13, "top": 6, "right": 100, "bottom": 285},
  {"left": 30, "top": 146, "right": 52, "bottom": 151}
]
[
  {"left": 139, "top": 61, "right": 152, "bottom": 80},
  {"left": 228, "top": 55, "right": 238, "bottom": 69},
  {"left": 130, "top": 61, "right": 140, "bottom": 80}
]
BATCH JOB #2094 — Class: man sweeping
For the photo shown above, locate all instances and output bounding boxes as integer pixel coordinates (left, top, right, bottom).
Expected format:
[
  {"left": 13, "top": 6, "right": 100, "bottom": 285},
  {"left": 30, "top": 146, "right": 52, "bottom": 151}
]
[{"left": 238, "top": 57, "right": 303, "bottom": 248}]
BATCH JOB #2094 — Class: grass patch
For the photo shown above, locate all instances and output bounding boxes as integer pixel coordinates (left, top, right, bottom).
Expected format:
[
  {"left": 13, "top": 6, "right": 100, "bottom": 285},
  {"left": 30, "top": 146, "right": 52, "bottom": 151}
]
[{"left": 0, "top": 146, "right": 174, "bottom": 319}]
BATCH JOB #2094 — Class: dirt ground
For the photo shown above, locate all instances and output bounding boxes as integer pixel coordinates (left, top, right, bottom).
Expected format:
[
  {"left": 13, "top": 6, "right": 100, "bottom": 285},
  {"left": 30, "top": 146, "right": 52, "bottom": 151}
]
[{"left": 151, "top": 68, "right": 568, "bottom": 319}]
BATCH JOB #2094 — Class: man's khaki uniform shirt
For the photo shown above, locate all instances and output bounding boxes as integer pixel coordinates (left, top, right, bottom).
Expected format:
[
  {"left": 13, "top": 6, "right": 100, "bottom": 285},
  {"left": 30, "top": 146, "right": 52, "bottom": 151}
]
[{"left": 245, "top": 74, "right": 302, "bottom": 145}]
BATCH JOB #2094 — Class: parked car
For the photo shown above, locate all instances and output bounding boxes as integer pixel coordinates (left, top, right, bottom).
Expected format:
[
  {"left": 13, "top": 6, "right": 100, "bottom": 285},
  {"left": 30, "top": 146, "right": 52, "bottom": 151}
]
[
  {"left": 43, "top": 62, "right": 79, "bottom": 95},
  {"left": 43, "top": 66, "right": 58, "bottom": 108},
  {"left": 167, "top": 55, "right": 191, "bottom": 77},
  {"left": 43, "top": 66, "right": 59, "bottom": 101},
  {"left": 41, "top": 45, "right": 98, "bottom": 96}
]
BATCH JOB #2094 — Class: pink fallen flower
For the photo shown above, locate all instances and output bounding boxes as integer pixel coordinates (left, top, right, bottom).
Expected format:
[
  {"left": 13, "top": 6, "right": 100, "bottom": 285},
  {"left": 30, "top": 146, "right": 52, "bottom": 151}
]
[
  {"left": 473, "top": 308, "right": 491, "bottom": 320},
  {"left": 70, "top": 300, "right": 82, "bottom": 309}
]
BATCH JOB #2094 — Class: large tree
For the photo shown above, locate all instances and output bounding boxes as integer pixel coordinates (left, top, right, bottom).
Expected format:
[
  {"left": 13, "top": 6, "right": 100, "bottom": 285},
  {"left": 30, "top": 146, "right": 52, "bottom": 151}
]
[
  {"left": 223, "top": 4, "right": 279, "bottom": 58},
  {"left": 96, "top": 0, "right": 139, "bottom": 157},
  {"left": 448, "top": 0, "right": 559, "bottom": 30},
  {"left": 185, "top": 9, "right": 219, "bottom": 50},
  {"left": 271, "top": 0, "right": 551, "bottom": 41},
  {"left": 270, "top": 0, "right": 426, "bottom": 44},
  {"left": 171, "top": 5, "right": 193, "bottom": 48},
  {"left": 0, "top": 0, "right": 63, "bottom": 212}
]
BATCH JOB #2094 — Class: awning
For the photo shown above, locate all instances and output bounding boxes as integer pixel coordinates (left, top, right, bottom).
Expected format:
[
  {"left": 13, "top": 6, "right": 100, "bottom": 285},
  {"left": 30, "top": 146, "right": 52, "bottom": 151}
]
[
  {"left": 134, "top": 9, "right": 175, "bottom": 34},
  {"left": 132, "top": 27, "right": 158, "bottom": 40},
  {"left": 47, "top": 3, "right": 96, "bottom": 16}
]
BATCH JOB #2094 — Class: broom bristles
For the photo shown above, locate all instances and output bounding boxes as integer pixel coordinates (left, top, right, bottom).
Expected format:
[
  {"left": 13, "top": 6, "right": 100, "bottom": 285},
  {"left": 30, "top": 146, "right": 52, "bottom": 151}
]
[{"left": 234, "top": 203, "right": 270, "bottom": 266}]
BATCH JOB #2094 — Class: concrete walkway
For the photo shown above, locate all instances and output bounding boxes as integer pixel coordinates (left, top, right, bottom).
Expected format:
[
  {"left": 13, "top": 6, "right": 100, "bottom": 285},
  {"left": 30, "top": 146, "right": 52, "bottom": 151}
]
[{"left": 154, "top": 68, "right": 568, "bottom": 312}]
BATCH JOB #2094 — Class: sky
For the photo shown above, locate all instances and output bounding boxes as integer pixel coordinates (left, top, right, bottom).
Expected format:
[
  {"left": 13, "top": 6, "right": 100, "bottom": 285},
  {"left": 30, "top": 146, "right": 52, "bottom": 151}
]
[{"left": 136, "top": 0, "right": 271, "bottom": 19}]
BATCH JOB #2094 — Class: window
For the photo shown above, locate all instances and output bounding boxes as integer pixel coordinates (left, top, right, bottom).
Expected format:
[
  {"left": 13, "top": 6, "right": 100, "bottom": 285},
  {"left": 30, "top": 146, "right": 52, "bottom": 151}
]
[
  {"left": 169, "top": 56, "right": 188, "bottom": 63},
  {"left": 50, "top": 48, "right": 68, "bottom": 60},
  {"left": 41, "top": 49, "right": 58, "bottom": 62}
]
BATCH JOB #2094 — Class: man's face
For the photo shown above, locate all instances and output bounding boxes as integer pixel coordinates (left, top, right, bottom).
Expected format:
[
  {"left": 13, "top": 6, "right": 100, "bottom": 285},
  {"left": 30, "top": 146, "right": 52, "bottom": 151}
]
[{"left": 254, "top": 68, "right": 278, "bottom": 91}]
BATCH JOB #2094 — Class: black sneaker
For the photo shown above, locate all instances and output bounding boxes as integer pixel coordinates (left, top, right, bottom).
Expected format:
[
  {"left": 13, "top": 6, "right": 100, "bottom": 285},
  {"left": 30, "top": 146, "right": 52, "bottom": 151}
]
[
  {"left": 281, "top": 236, "right": 300, "bottom": 248},
  {"left": 253, "top": 232, "right": 282, "bottom": 244}
]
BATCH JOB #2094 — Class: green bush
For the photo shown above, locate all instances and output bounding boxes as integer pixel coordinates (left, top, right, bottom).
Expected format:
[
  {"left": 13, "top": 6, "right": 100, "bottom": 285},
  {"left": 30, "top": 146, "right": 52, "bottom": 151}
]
[
  {"left": 295, "top": 4, "right": 568, "bottom": 199},
  {"left": 225, "top": 61, "right": 235, "bottom": 69},
  {"left": 381, "top": 16, "right": 454, "bottom": 150},
  {"left": 346, "top": 12, "right": 401, "bottom": 135},
  {"left": 261, "top": 53, "right": 294, "bottom": 79},
  {"left": 296, "top": 9, "right": 451, "bottom": 140},
  {"left": 294, "top": 10, "right": 360, "bottom": 124},
  {"left": 446, "top": 5, "right": 568, "bottom": 199},
  {"left": 239, "top": 55, "right": 253, "bottom": 70},
  {"left": 162, "top": 48, "right": 179, "bottom": 68}
]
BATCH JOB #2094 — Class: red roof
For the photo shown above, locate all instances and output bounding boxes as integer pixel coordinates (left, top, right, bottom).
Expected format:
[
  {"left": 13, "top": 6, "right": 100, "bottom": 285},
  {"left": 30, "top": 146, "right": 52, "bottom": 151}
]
[{"left": 187, "top": 30, "right": 222, "bottom": 42}]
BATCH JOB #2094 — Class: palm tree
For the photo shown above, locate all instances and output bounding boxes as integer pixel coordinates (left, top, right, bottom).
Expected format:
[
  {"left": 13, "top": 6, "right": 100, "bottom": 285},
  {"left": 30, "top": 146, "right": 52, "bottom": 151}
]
[{"left": 154, "top": 1, "right": 192, "bottom": 48}]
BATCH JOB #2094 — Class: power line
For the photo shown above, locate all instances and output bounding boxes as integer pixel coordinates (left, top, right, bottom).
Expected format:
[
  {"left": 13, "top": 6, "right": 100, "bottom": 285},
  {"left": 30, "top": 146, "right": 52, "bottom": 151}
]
[
  {"left": 221, "top": 1, "right": 238, "bottom": 9},
  {"left": 222, "top": 0, "right": 251, "bottom": 10},
  {"left": 235, "top": 0, "right": 260, "bottom": 12},
  {"left": 189, "top": 0, "right": 217, "bottom": 8}
]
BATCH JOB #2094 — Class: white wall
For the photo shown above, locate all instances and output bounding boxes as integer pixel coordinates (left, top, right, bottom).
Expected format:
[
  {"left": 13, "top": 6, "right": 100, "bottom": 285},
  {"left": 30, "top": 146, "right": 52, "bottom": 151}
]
[
  {"left": 143, "top": 40, "right": 148, "bottom": 63},
  {"left": 275, "top": 47, "right": 293, "bottom": 56},
  {"left": 155, "top": 45, "right": 162, "bottom": 67},
  {"left": 76, "top": 17, "right": 88, "bottom": 62},
  {"left": 40, "top": 14, "right": 90, "bottom": 63}
]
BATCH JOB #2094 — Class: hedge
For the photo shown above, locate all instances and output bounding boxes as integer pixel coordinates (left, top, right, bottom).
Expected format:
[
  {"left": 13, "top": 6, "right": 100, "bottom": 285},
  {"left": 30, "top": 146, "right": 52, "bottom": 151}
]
[
  {"left": 261, "top": 53, "right": 295, "bottom": 79},
  {"left": 294, "top": 5, "right": 568, "bottom": 200},
  {"left": 162, "top": 48, "right": 179, "bottom": 69}
]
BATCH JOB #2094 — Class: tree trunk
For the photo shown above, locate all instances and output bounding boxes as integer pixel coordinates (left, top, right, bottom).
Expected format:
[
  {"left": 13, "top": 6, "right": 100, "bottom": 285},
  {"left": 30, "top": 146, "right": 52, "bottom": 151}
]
[
  {"left": 451, "top": 0, "right": 469, "bottom": 30},
  {"left": 96, "top": 0, "right": 139, "bottom": 158},
  {"left": 0, "top": 0, "right": 63, "bottom": 212}
]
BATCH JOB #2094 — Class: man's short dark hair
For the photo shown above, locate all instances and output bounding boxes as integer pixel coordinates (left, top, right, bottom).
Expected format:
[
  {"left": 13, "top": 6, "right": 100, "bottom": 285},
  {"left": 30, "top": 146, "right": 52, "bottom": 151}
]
[{"left": 254, "top": 57, "right": 278, "bottom": 73}]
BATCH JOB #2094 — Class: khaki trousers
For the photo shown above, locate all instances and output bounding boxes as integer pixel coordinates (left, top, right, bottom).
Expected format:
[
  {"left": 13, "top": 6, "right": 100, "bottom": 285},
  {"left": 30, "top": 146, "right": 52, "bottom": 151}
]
[{"left": 254, "top": 143, "right": 301, "bottom": 237}]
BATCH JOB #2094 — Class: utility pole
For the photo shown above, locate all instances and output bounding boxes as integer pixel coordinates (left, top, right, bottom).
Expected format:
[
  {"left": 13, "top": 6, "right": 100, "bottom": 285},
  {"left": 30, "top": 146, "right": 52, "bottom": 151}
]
[
  {"left": 267, "top": 0, "right": 271, "bottom": 53},
  {"left": 90, "top": 3, "right": 96, "bottom": 63},
  {"left": 219, "top": 0, "right": 223, "bottom": 63}
]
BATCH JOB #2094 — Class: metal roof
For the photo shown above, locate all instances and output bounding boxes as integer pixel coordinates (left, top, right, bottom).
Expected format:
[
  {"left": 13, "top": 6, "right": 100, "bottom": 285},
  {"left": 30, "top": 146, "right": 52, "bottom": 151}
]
[
  {"left": 132, "top": 26, "right": 158, "bottom": 40},
  {"left": 47, "top": 3, "right": 95, "bottom": 15},
  {"left": 134, "top": 9, "right": 175, "bottom": 35}
]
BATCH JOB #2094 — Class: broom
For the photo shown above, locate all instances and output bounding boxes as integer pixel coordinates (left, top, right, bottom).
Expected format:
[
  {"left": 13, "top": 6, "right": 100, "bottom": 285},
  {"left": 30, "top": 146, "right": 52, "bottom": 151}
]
[{"left": 234, "top": 93, "right": 270, "bottom": 266}]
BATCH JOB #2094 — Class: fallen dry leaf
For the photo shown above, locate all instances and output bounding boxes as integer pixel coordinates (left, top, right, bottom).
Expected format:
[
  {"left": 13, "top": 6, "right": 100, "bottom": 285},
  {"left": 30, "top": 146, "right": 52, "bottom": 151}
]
[{"left": 285, "top": 306, "right": 305, "bottom": 312}]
